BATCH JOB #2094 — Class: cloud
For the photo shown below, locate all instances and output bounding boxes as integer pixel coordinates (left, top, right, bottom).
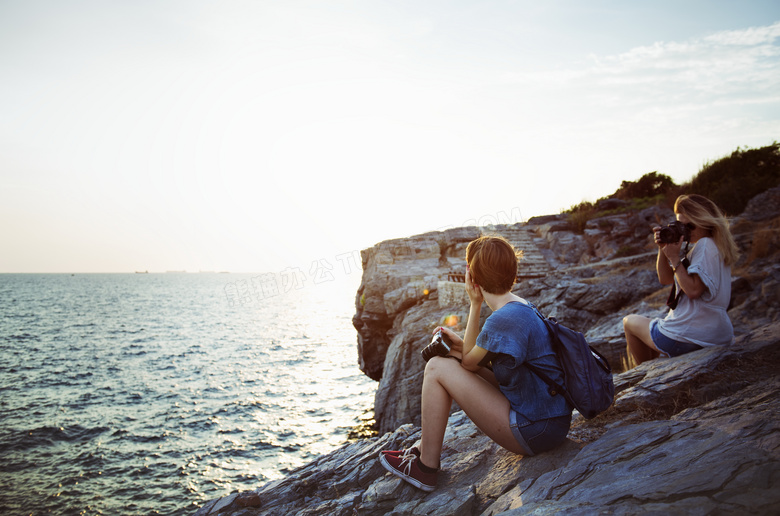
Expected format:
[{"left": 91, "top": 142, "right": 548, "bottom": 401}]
[
  {"left": 586, "top": 21, "right": 780, "bottom": 102},
  {"left": 704, "top": 20, "right": 780, "bottom": 46}
]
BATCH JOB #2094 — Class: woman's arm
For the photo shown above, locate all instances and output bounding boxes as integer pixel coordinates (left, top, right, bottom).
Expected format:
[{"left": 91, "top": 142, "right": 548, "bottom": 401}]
[
  {"left": 654, "top": 227, "right": 675, "bottom": 285},
  {"left": 656, "top": 247, "right": 675, "bottom": 285},
  {"left": 671, "top": 263, "right": 707, "bottom": 299},
  {"left": 460, "top": 303, "right": 489, "bottom": 371},
  {"left": 661, "top": 235, "right": 707, "bottom": 299},
  {"left": 460, "top": 268, "right": 489, "bottom": 371}
]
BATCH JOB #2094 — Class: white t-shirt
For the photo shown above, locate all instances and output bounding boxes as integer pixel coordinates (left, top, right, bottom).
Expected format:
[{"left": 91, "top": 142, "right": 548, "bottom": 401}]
[{"left": 656, "top": 237, "right": 734, "bottom": 347}]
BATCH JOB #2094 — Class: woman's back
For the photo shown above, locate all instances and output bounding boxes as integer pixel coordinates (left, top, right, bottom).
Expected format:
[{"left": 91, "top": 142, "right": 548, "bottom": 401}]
[{"left": 477, "top": 301, "right": 570, "bottom": 423}]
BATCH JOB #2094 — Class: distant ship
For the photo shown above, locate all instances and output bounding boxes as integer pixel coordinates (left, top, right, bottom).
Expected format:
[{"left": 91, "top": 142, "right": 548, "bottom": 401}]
[{"left": 135, "top": 270, "right": 149, "bottom": 274}]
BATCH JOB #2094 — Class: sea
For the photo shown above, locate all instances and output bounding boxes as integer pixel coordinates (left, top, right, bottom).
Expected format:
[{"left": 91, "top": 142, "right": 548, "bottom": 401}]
[{"left": 0, "top": 272, "right": 377, "bottom": 516}]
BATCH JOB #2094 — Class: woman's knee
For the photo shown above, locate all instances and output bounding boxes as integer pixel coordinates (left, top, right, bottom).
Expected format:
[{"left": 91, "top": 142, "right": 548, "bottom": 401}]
[
  {"left": 424, "top": 356, "right": 477, "bottom": 391},
  {"left": 623, "top": 314, "right": 646, "bottom": 335},
  {"left": 424, "top": 355, "right": 458, "bottom": 378}
]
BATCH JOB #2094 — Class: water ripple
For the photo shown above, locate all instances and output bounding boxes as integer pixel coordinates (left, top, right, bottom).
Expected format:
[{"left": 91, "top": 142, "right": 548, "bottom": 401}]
[{"left": 0, "top": 273, "right": 375, "bottom": 516}]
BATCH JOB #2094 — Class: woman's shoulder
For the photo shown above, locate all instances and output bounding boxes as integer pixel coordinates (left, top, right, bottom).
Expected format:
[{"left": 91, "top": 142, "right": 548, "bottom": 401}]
[
  {"left": 692, "top": 237, "right": 720, "bottom": 256},
  {"left": 487, "top": 300, "right": 535, "bottom": 324},
  {"left": 498, "top": 299, "right": 534, "bottom": 314}
]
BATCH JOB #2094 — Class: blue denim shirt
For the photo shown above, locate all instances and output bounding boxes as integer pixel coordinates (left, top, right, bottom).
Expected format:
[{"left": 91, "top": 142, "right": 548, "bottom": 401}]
[{"left": 476, "top": 300, "right": 571, "bottom": 425}]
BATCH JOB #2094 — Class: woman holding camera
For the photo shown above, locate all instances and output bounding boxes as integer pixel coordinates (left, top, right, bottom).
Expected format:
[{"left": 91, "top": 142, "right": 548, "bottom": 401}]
[
  {"left": 623, "top": 194, "right": 739, "bottom": 367},
  {"left": 379, "top": 236, "right": 572, "bottom": 491}
]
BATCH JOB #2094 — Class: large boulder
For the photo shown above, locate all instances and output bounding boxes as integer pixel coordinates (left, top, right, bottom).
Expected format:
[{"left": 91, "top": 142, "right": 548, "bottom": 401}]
[{"left": 353, "top": 228, "right": 480, "bottom": 381}]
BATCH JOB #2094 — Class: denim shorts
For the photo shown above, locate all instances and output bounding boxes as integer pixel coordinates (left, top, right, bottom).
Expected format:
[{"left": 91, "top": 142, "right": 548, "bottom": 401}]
[
  {"left": 650, "top": 319, "right": 703, "bottom": 357},
  {"left": 509, "top": 411, "right": 572, "bottom": 456}
]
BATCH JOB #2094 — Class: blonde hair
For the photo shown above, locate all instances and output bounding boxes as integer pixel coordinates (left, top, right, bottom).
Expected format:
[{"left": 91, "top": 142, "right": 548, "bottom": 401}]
[{"left": 675, "top": 194, "right": 739, "bottom": 266}]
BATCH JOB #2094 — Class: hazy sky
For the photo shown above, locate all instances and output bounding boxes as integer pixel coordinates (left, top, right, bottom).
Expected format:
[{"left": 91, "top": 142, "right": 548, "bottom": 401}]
[{"left": 1, "top": 1, "right": 779, "bottom": 273}]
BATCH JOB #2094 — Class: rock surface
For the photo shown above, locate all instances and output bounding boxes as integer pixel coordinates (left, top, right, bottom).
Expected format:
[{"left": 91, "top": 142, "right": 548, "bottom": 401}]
[
  {"left": 194, "top": 186, "right": 780, "bottom": 515},
  {"left": 194, "top": 323, "right": 780, "bottom": 516},
  {"left": 356, "top": 189, "right": 779, "bottom": 434}
]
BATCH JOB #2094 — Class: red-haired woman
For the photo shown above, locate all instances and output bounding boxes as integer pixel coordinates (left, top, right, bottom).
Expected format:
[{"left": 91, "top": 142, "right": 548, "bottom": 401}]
[
  {"left": 623, "top": 194, "right": 739, "bottom": 367},
  {"left": 379, "top": 236, "right": 572, "bottom": 491}
]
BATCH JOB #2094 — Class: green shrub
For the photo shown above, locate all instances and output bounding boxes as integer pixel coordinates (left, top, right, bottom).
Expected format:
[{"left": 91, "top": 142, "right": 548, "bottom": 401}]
[
  {"left": 563, "top": 142, "right": 779, "bottom": 231},
  {"left": 680, "top": 142, "right": 780, "bottom": 216},
  {"left": 614, "top": 172, "right": 677, "bottom": 200},
  {"left": 565, "top": 194, "right": 667, "bottom": 233},
  {"left": 567, "top": 201, "right": 597, "bottom": 233}
]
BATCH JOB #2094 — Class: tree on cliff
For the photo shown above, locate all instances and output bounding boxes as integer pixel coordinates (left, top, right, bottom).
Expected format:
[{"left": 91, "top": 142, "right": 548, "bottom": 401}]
[{"left": 614, "top": 171, "right": 676, "bottom": 200}]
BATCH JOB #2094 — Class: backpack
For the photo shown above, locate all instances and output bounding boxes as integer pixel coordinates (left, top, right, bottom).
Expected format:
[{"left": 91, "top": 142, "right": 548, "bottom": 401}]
[{"left": 525, "top": 307, "right": 615, "bottom": 419}]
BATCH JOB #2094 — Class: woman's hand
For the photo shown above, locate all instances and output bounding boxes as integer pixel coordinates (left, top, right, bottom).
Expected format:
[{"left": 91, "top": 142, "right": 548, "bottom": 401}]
[
  {"left": 654, "top": 226, "right": 679, "bottom": 284},
  {"left": 436, "top": 325, "right": 487, "bottom": 371},
  {"left": 465, "top": 268, "right": 484, "bottom": 306},
  {"left": 653, "top": 226, "right": 683, "bottom": 263},
  {"left": 652, "top": 226, "right": 663, "bottom": 247},
  {"left": 662, "top": 236, "right": 684, "bottom": 264},
  {"left": 436, "top": 326, "right": 464, "bottom": 357}
]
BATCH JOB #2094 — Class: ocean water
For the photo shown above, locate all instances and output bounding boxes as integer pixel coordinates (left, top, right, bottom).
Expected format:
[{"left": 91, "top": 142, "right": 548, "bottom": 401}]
[{"left": 0, "top": 273, "right": 376, "bottom": 515}]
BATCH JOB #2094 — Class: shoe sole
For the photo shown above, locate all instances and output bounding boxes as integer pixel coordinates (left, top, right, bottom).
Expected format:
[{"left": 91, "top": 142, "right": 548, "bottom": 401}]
[
  {"left": 380, "top": 449, "right": 419, "bottom": 459},
  {"left": 378, "top": 453, "right": 436, "bottom": 492}
]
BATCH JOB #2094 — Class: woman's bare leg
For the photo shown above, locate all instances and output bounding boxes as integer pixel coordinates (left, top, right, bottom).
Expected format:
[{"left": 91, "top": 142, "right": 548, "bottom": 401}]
[
  {"left": 623, "top": 314, "right": 661, "bottom": 367},
  {"left": 419, "top": 356, "right": 525, "bottom": 469}
]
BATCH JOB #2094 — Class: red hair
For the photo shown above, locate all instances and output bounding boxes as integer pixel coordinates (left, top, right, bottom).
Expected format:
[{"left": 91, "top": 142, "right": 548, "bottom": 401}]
[{"left": 466, "top": 236, "right": 522, "bottom": 294}]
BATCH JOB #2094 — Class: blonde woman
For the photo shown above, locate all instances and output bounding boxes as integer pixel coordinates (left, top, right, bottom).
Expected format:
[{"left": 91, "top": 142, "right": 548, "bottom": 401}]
[{"left": 624, "top": 194, "right": 739, "bottom": 367}]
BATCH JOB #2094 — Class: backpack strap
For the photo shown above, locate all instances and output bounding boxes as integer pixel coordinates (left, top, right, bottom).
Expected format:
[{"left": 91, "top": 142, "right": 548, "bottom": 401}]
[
  {"left": 524, "top": 361, "right": 565, "bottom": 398},
  {"left": 522, "top": 304, "right": 570, "bottom": 402}
]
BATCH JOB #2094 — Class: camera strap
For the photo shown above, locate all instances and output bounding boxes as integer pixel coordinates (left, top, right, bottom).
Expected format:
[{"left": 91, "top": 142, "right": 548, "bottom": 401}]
[
  {"left": 666, "top": 243, "right": 691, "bottom": 310},
  {"left": 666, "top": 283, "right": 682, "bottom": 309}
]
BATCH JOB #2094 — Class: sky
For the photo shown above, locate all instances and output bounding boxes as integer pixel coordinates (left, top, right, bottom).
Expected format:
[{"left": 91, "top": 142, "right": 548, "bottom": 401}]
[{"left": 1, "top": 0, "right": 779, "bottom": 274}]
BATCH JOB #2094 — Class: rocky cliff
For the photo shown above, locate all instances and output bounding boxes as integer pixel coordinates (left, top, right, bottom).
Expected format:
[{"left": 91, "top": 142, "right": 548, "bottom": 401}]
[
  {"left": 353, "top": 188, "right": 779, "bottom": 435},
  {"left": 194, "top": 186, "right": 780, "bottom": 515}
]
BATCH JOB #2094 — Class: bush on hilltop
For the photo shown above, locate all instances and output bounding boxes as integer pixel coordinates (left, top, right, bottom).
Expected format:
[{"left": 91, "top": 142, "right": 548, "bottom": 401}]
[
  {"left": 614, "top": 171, "right": 677, "bottom": 201},
  {"left": 566, "top": 172, "right": 677, "bottom": 232},
  {"left": 565, "top": 142, "right": 780, "bottom": 231},
  {"left": 681, "top": 142, "right": 780, "bottom": 217}
]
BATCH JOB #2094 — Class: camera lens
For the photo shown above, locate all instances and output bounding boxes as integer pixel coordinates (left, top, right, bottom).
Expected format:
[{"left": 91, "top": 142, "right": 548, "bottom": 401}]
[{"left": 421, "top": 331, "right": 451, "bottom": 362}]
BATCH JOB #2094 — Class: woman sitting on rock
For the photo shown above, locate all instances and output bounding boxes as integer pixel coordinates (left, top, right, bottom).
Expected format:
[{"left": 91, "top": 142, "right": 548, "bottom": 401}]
[
  {"left": 623, "top": 194, "right": 739, "bottom": 368},
  {"left": 379, "top": 235, "right": 572, "bottom": 491}
]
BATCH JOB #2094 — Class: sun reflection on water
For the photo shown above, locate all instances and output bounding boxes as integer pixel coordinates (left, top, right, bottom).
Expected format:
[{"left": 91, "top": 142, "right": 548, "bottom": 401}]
[{"left": 0, "top": 273, "right": 376, "bottom": 515}]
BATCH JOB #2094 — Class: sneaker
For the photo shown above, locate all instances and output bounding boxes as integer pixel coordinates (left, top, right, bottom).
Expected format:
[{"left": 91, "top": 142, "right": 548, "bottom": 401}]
[
  {"left": 380, "top": 446, "right": 420, "bottom": 460},
  {"left": 379, "top": 450, "right": 437, "bottom": 492}
]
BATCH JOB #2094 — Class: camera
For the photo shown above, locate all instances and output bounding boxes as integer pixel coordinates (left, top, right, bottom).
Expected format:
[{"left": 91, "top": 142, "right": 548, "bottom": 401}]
[
  {"left": 421, "top": 329, "right": 454, "bottom": 362},
  {"left": 658, "top": 221, "right": 691, "bottom": 244}
]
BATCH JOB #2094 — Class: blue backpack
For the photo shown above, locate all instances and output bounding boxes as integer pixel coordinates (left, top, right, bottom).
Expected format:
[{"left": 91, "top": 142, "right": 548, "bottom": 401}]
[{"left": 525, "top": 307, "right": 615, "bottom": 419}]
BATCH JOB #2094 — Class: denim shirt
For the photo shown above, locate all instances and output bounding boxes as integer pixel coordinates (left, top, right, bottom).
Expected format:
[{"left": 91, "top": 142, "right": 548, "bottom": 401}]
[{"left": 476, "top": 300, "right": 571, "bottom": 425}]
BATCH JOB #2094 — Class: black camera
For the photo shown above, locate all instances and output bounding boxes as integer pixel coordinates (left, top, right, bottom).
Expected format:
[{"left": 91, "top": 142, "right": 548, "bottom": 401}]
[
  {"left": 421, "top": 329, "right": 454, "bottom": 362},
  {"left": 658, "top": 221, "right": 691, "bottom": 244}
]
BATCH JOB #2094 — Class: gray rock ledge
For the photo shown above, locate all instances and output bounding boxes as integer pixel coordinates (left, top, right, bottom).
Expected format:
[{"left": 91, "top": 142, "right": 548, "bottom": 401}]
[{"left": 193, "top": 322, "right": 780, "bottom": 516}]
